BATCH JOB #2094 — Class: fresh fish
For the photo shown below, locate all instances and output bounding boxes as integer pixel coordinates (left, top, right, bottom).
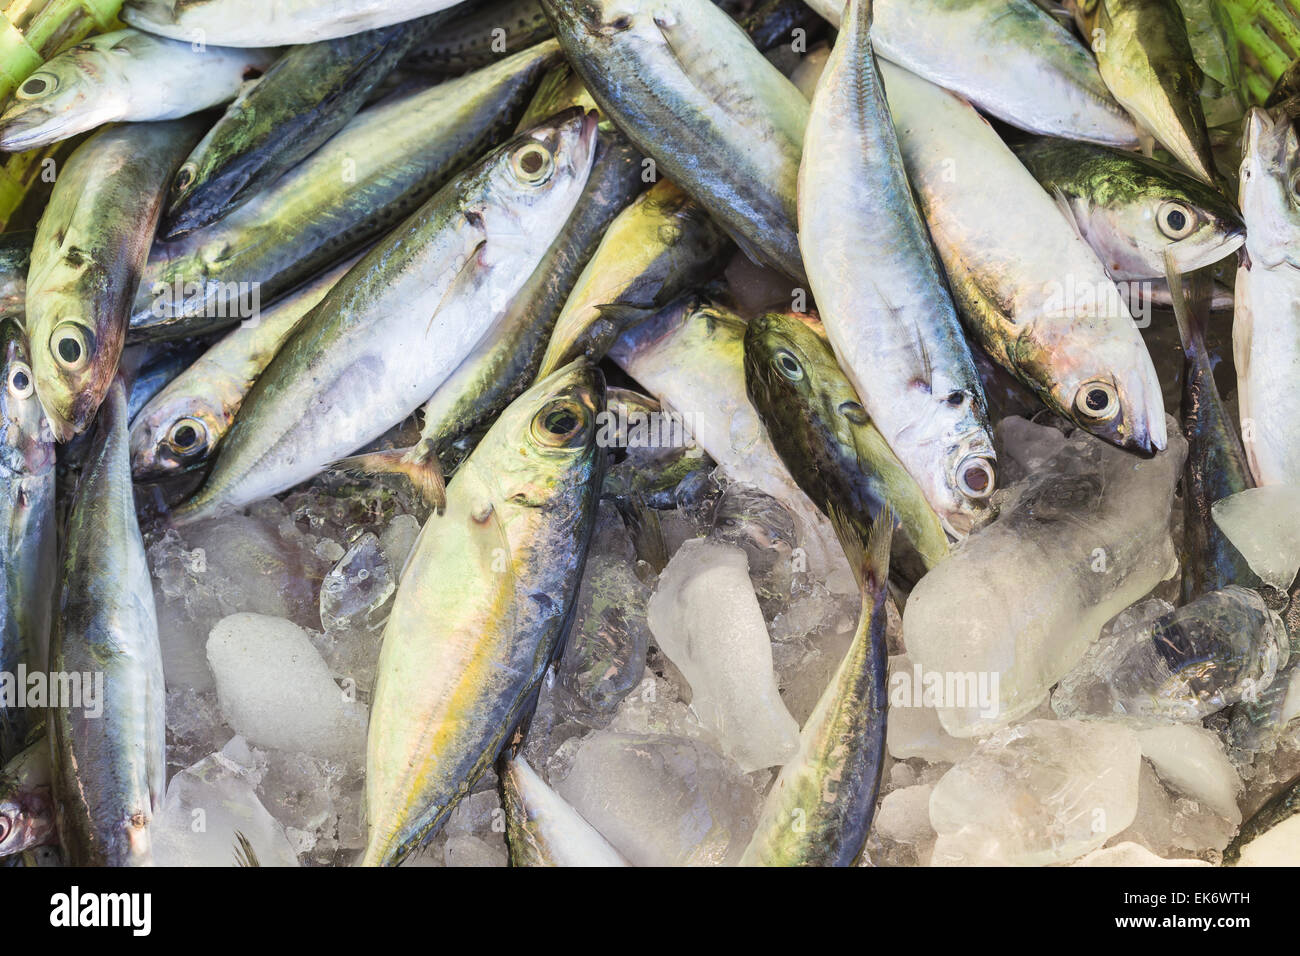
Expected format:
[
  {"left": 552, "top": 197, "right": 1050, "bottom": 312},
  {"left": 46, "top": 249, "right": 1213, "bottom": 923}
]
[
  {"left": 803, "top": 0, "right": 1140, "bottom": 145},
  {"left": 536, "top": 178, "right": 732, "bottom": 378},
  {"left": 1225, "top": 771, "right": 1300, "bottom": 865},
  {"left": 0, "top": 29, "right": 276, "bottom": 152},
  {"left": 362, "top": 363, "right": 605, "bottom": 867},
  {"left": 1234, "top": 107, "right": 1300, "bottom": 488},
  {"left": 541, "top": 0, "right": 810, "bottom": 280},
  {"left": 1064, "top": 0, "right": 1218, "bottom": 184},
  {"left": 798, "top": 0, "right": 996, "bottom": 538},
  {"left": 1164, "top": 259, "right": 1260, "bottom": 601},
  {"left": 608, "top": 297, "right": 854, "bottom": 588},
  {"left": 121, "top": 0, "right": 470, "bottom": 46},
  {"left": 27, "top": 119, "right": 203, "bottom": 441},
  {"left": 744, "top": 310, "right": 949, "bottom": 572},
  {"left": 129, "top": 41, "right": 561, "bottom": 342},
  {"left": 499, "top": 753, "right": 629, "bottom": 866},
  {"left": 129, "top": 257, "right": 352, "bottom": 481},
  {"left": 172, "top": 110, "right": 598, "bottom": 524},
  {"left": 163, "top": 18, "right": 442, "bottom": 238},
  {"left": 403, "top": 0, "right": 552, "bottom": 74},
  {"left": 0, "top": 737, "right": 56, "bottom": 858},
  {"left": 883, "top": 61, "right": 1166, "bottom": 454},
  {"left": 49, "top": 379, "right": 165, "bottom": 866},
  {"left": 344, "top": 67, "right": 645, "bottom": 504},
  {"left": 1014, "top": 136, "right": 1245, "bottom": 279},
  {"left": 740, "top": 510, "right": 891, "bottom": 866},
  {"left": 0, "top": 319, "right": 56, "bottom": 761}
]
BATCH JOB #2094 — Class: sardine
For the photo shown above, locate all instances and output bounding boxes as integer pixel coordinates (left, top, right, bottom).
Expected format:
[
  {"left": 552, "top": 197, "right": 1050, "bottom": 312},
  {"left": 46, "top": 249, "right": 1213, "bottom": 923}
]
[
  {"left": 883, "top": 60, "right": 1167, "bottom": 454},
  {"left": 27, "top": 118, "right": 203, "bottom": 440},
  {"left": 403, "top": 0, "right": 552, "bottom": 74},
  {"left": 172, "top": 109, "right": 598, "bottom": 524},
  {"left": 49, "top": 379, "right": 165, "bottom": 866},
  {"left": 361, "top": 363, "right": 605, "bottom": 867},
  {"left": 798, "top": 0, "right": 996, "bottom": 537},
  {"left": 541, "top": 0, "right": 810, "bottom": 280},
  {"left": 0, "top": 29, "right": 276, "bottom": 152}
]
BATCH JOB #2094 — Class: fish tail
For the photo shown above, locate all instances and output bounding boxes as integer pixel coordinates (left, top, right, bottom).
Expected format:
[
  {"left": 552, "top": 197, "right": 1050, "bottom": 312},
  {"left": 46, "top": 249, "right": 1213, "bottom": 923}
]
[
  {"left": 827, "top": 502, "right": 894, "bottom": 595},
  {"left": 335, "top": 443, "right": 447, "bottom": 513}
]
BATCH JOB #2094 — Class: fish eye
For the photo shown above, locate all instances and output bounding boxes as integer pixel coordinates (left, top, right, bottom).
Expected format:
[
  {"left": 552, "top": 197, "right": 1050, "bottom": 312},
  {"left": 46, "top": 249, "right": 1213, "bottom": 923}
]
[
  {"left": 772, "top": 348, "right": 803, "bottom": 381},
  {"left": 7, "top": 361, "right": 33, "bottom": 399},
  {"left": 946, "top": 390, "right": 965, "bottom": 407},
  {"left": 50, "top": 323, "right": 91, "bottom": 371},
  {"left": 17, "top": 72, "right": 56, "bottom": 98},
  {"left": 166, "top": 417, "right": 207, "bottom": 456},
  {"left": 511, "top": 143, "right": 554, "bottom": 186},
  {"left": 957, "top": 457, "right": 995, "bottom": 499},
  {"left": 1157, "top": 201, "right": 1196, "bottom": 240},
  {"left": 173, "top": 162, "right": 198, "bottom": 193},
  {"left": 531, "top": 398, "right": 589, "bottom": 447},
  {"left": 1075, "top": 381, "right": 1119, "bottom": 421}
]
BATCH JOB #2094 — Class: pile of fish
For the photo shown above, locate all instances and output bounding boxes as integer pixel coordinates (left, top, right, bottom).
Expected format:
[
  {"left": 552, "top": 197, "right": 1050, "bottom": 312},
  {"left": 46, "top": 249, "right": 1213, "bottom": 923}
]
[{"left": 2, "top": 0, "right": 1300, "bottom": 868}]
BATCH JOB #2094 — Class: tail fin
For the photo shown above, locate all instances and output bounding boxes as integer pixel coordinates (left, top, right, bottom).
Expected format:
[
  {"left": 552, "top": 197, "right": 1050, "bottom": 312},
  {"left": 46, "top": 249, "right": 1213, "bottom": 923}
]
[
  {"left": 827, "top": 503, "right": 894, "bottom": 595},
  {"left": 232, "top": 830, "right": 260, "bottom": 867},
  {"left": 335, "top": 443, "right": 446, "bottom": 513}
]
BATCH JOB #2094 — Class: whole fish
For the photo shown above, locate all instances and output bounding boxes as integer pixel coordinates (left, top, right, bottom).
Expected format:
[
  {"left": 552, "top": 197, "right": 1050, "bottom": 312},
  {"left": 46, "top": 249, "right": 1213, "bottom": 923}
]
[
  {"left": 1014, "top": 136, "right": 1244, "bottom": 280},
  {"left": 173, "top": 110, "right": 598, "bottom": 524},
  {"left": 536, "top": 178, "right": 732, "bottom": 378},
  {"left": 541, "top": 0, "right": 810, "bottom": 280},
  {"left": 499, "top": 754, "right": 629, "bottom": 867},
  {"left": 882, "top": 61, "right": 1167, "bottom": 454},
  {"left": 608, "top": 297, "right": 854, "bottom": 588},
  {"left": 744, "top": 311, "right": 949, "bottom": 572},
  {"left": 121, "top": 0, "right": 470, "bottom": 46},
  {"left": 27, "top": 119, "right": 202, "bottom": 441},
  {"left": 1234, "top": 108, "right": 1300, "bottom": 488},
  {"left": 49, "top": 380, "right": 165, "bottom": 866},
  {"left": 798, "top": 0, "right": 996, "bottom": 537},
  {"left": 163, "top": 18, "right": 442, "bottom": 238},
  {"left": 344, "top": 68, "right": 645, "bottom": 503},
  {"left": 403, "top": 0, "right": 552, "bottom": 74},
  {"left": 803, "top": 0, "right": 1139, "bottom": 145},
  {"left": 129, "top": 41, "right": 561, "bottom": 342},
  {"left": 740, "top": 511, "right": 891, "bottom": 866},
  {"left": 0, "top": 29, "right": 276, "bottom": 153},
  {"left": 362, "top": 363, "right": 605, "bottom": 867},
  {"left": 0, "top": 319, "right": 56, "bottom": 761},
  {"left": 129, "top": 258, "right": 352, "bottom": 481},
  {"left": 1064, "top": 0, "right": 1218, "bottom": 184},
  {"left": 0, "top": 737, "right": 56, "bottom": 858},
  {"left": 1165, "top": 260, "right": 1260, "bottom": 601}
]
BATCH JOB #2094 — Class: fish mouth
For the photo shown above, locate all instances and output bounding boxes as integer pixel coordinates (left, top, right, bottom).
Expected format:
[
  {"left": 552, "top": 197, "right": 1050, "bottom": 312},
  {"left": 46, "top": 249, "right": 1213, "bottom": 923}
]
[
  {"left": 0, "top": 109, "right": 61, "bottom": 152},
  {"left": 34, "top": 392, "right": 78, "bottom": 443},
  {"left": 1164, "top": 227, "right": 1246, "bottom": 273}
]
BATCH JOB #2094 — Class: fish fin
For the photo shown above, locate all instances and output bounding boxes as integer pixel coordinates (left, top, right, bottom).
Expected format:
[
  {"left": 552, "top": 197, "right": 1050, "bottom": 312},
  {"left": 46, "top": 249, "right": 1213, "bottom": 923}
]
[
  {"left": 1163, "top": 249, "right": 1210, "bottom": 359},
  {"left": 334, "top": 444, "right": 446, "bottom": 514},
  {"left": 232, "top": 831, "right": 260, "bottom": 868},
  {"left": 826, "top": 502, "right": 894, "bottom": 595},
  {"left": 614, "top": 493, "right": 670, "bottom": 574},
  {"left": 1048, "top": 186, "right": 1088, "bottom": 243}
]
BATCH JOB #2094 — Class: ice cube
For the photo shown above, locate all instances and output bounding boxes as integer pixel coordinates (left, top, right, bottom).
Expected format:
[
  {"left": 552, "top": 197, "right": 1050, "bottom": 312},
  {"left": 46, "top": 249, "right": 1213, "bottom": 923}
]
[
  {"left": 1110, "top": 761, "right": 1234, "bottom": 858},
  {"left": 1137, "top": 724, "right": 1241, "bottom": 823},
  {"left": 885, "top": 655, "right": 975, "bottom": 764},
  {"left": 153, "top": 749, "right": 300, "bottom": 867},
  {"left": 1211, "top": 486, "right": 1300, "bottom": 590},
  {"left": 554, "top": 731, "right": 759, "bottom": 866},
  {"left": 380, "top": 513, "right": 420, "bottom": 574},
  {"left": 905, "top": 418, "right": 1186, "bottom": 735},
  {"left": 646, "top": 539, "right": 799, "bottom": 771},
  {"left": 928, "top": 719, "right": 1142, "bottom": 865},
  {"left": 875, "top": 783, "right": 936, "bottom": 846},
  {"left": 207, "top": 613, "right": 367, "bottom": 762},
  {"left": 319, "top": 533, "right": 395, "bottom": 633},
  {"left": 1052, "top": 587, "right": 1287, "bottom": 722}
]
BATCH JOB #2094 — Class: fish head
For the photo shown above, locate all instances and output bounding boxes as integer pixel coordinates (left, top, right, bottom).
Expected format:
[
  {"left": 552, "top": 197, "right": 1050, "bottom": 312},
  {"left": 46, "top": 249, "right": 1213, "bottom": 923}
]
[
  {"left": 129, "top": 393, "right": 221, "bottom": 480},
  {"left": 31, "top": 306, "right": 121, "bottom": 443},
  {"left": 0, "top": 53, "right": 122, "bottom": 151},
  {"left": 911, "top": 385, "right": 997, "bottom": 539},
  {"left": 470, "top": 108, "right": 600, "bottom": 254},
  {"left": 1074, "top": 157, "right": 1245, "bottom": 278},
  {"left": 476, "top": 360, "right": 606, "bottom": 509},
  {"left": 1239, "top": 107, "right": 1300, "bottom": 268},
  {"left": 743, "top": 311, "right": 861, "bottom": 449},
  {"left": 0, "top": 786, "right": 55, "bottom": 858},
  {"left": 0, "top": 319, "right": 54, "bottom": 478},
  {"left": 1012, "top": 313, "right": 1167, "bottom": 455}
]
